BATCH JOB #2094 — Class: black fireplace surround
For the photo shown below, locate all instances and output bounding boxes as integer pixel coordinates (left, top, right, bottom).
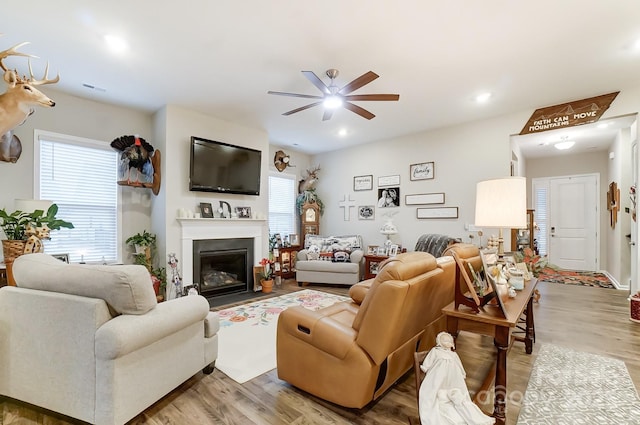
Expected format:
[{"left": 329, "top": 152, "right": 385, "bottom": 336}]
[{"left": 193, "top": 238, "right": 254, "bottom": 299}]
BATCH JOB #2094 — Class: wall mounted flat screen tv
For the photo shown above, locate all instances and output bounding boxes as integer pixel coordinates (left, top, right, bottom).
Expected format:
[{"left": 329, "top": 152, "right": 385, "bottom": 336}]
[{"left": 189, "top": 136, "right": 262, "bottom": 195}]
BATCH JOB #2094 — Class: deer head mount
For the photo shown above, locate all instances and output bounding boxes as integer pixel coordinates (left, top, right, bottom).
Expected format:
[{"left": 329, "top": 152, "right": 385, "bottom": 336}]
[
  {"left": 0, "top": 37, "right": 59, "bottom": 163},
  {"left": 298, "top": 166, "right": 320, "bottom": 193}
]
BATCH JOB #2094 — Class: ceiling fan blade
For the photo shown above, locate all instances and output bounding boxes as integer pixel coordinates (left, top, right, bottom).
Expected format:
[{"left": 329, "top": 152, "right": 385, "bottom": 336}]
[
  {"left": 282, "top": 102, "right": 322, "bottom": 116},
  {"left": 344, "top": 94, "right": 400, "bottom": 101},
  {"left": 322, "top": 109, "right": 333, "bottom": 121},
  {"left": 339, "top": 71, "right": 379, "bottom": 95},
  {"left": 343, "top": 102, "right": 375, "bottom": 120},
  {"left": 267, "top": 91, "right": 323, "bottom": 99},
  {"left": 302, "top": 71, "right": 330, "bottom": 95}
]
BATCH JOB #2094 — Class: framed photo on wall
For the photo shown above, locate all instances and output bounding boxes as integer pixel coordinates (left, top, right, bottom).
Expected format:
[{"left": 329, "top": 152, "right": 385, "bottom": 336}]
[
  {"left": 378, "top": 175, "right": 400, "bottom": 187},
  {"left": 377, "top": 187, "right": 400, "bottom": 208},
  {"left": 354, "top": 175, "right": 373, "bottom": 191},
  {"left": 410, "top": 162, "right": 434, "bottom": 181},
  {"left": 358, "top": 205, "right": 375, "bottom": 220}
]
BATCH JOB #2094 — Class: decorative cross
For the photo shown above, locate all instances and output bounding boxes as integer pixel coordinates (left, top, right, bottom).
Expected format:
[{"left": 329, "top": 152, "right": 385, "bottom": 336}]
[{"left": 338, "top": 195, "right": 356, "bottom": 221}]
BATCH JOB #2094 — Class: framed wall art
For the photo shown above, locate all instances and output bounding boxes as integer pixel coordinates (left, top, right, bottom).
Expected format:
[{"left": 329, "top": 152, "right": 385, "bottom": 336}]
[
  {"left": 358, "top": 205, "right": 375, "bottom": 220},
  {"left": 354, "top": 175, "right": 373, "bottom": 191},
  {"left": 416, "top": 206, "right": 459, "bottom": 219},
  {"left": 377, "top": 187, "right": 400, "bottom": 208},
  {"left": 410, "top": 162, "right": 434, "bottom": 181},
  {"left": 405, "top": 192, "right": 445, "bottom": 205},
  {"left": 378, "top": 174, "right": 400, "bottom": 187}
]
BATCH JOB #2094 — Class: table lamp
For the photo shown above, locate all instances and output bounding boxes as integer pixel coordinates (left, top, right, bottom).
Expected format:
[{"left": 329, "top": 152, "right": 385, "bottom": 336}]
[
  {"left": 380, "top": 217, "right": 398, "bottom": 251},
  {"left": 474, "top": 177, "right": 527, "bottom": 255}
]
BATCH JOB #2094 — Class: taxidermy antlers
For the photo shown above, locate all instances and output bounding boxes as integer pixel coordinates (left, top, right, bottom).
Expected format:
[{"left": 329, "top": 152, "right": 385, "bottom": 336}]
[
  {"left": 298, "top": 165, "right": 321, "bottom": 193},
  {"left": 0, "top": 37, "right": 59, "bottom": 163}
]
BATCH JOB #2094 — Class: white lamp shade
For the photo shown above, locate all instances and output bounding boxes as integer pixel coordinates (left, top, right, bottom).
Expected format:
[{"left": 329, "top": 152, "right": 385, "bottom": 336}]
[
  {"left": 14, "top": 199, "right": 53, "bottom": 213},
  {"left": 474, "top": 177, "right": 527, "bottom": 228}
]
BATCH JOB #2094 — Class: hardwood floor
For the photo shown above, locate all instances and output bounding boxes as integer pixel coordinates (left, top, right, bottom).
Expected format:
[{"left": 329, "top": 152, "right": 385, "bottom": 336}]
[{"left": 2, "top": 280, "right": 639, "bottom": 424}]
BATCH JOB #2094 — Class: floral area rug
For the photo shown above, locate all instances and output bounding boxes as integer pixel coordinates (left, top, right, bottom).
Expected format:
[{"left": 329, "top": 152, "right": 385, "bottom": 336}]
[
  {"left": 536, "top": 267, "right": 615, "bottom": 289},
  {"left": 215, "top": 289, "right": 349, "bottom": 383},
  {"left": 516, "top": 344, "right": 640, "bottom": 424}
]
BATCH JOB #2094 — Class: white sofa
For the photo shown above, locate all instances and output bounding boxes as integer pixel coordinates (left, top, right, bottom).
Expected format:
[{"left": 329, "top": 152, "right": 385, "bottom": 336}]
[
  {"left": 295, "top": 234, "right": 364, "bottom": 286},
  {"left": 0, "top": 253, "right": 219, "bottom": 425}
]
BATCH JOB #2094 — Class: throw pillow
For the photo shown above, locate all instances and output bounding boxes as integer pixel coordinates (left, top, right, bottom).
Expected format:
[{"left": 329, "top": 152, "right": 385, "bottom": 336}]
[
  {"left": 332, "top": 251, "right": 351, "bottom": 263},
  {"left": 306, "top": 244, "right": 320, "bottom": 260}
]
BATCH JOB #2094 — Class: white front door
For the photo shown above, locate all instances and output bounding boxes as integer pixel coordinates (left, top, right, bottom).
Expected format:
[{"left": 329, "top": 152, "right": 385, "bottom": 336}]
[{"left": 548, "top": 175, "right": 598, "bottom": 270}]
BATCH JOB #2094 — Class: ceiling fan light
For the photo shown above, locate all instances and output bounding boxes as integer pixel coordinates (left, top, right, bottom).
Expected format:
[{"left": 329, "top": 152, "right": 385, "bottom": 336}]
[
  {"left": 323, "top": 95, "right": 343, "bottom": 109},
  {"left": 554, "top": 141, "right": 575, "bottom": 150}
]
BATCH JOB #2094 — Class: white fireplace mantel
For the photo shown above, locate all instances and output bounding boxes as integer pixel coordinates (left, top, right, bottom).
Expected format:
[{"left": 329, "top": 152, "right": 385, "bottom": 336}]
[{"left": 178, "top": 218, "right": 267, "bottom": 285}]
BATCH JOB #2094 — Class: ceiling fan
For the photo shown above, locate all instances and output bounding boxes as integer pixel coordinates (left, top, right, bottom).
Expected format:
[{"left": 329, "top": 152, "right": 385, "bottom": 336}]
[{"left": 268, "top": 69, "right": 399, "bottom": 121}]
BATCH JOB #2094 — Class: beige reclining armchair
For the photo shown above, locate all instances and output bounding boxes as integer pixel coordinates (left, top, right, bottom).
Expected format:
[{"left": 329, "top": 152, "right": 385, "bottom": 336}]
[
  {"left": 0, "top": 253, "right": 219, "bottom": 425},
  {"left": 276, "top": 251, "right": 455, "bottom": 408}
]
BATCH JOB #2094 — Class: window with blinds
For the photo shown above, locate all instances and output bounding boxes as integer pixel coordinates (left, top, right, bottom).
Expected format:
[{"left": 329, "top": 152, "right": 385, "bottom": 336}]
[
  {"left": 533, "top": 182, "right": 548, "bottom": 256},
  {"left": 268, "top": 173, "right": 296, "bottom": 239},
  {"left": 35, "top": 131, "right": 119, "bottom": 263}
]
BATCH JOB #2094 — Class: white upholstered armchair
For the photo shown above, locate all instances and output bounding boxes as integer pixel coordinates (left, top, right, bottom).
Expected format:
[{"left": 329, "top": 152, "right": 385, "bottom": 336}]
[{"left": 0, "top": 253, "right": 219, "bottom": 425}]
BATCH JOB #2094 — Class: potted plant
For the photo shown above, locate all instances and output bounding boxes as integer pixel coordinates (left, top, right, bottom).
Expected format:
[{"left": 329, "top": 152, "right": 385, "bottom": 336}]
[
  {"left": 0, "top": 204, "right": 73, "bottom": 286},
  {"left": 125, "top": 230, "right": 156, "bottom": 254},
  {"left": 126, "top": 230, "right": 166, "bottom": 301},
  {"left": 259, "top": 257, "right": 275, "bottom": 293},
  {"left": 0, "top": 204, "right": 74, "bottom": 255}
]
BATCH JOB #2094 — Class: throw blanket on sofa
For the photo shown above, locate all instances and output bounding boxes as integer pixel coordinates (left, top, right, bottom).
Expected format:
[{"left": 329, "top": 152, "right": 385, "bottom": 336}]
[{"left": 415, "top": 234, "right": 461, "bottom": 258}]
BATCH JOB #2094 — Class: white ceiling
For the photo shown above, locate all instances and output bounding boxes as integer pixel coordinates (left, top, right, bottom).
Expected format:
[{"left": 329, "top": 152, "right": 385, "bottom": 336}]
[{"left": 2, "top": 1, "right": 640, "bottom": 155}]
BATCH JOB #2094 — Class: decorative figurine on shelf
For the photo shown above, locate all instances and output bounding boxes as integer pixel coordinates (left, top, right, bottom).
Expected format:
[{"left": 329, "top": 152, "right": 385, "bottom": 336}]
[
  {"left": 419, "top": 332, "right": 495, "bottom": 425},
  {"left": 167, "top": 253, "right": 183, "bottom": 300}
]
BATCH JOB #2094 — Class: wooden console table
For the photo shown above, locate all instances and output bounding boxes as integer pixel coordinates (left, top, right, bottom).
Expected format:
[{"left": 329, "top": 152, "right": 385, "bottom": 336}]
[{"left": 442, "top": 278, "right": 538, "bottom": 425}]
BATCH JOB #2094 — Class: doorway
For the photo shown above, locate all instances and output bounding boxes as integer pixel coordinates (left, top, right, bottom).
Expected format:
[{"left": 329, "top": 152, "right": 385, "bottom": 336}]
[{"left": 532, "top": 174, "right": 599, "bottom": 271}]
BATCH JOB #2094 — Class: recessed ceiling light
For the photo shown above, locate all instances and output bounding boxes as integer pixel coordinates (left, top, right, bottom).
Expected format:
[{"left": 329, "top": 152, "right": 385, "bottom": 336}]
[
  {"left": 104, "top": 34, "right": 128, "bottom": 53},
  {"left": 554, "top": 141, "right": 575, "bottom": 150},
  {"left": 597, "top": 122, "right": 610, "bottom": 129},
  {"left": 338, "top": 128, "right": 348, "bottom": 137},
  {"left": 474, "top": 92, "right": 492, "bottom": 103}
]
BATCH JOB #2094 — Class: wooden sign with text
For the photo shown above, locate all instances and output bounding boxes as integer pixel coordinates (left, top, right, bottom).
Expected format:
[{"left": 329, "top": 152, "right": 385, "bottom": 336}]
[{"left": 519, "top": 92, "right": 619, "bottom": 135}]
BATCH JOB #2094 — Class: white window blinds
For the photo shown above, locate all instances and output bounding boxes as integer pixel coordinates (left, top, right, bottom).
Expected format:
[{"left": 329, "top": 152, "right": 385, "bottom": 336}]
[
  {"left": 534, "top": 183, "right": 548, "bottom": 256},
  {"left": 36, "top": 132, "right": 119, "bottom": 263},
  {"left": 268, "top": 173, "right": 296, "bottom": 239}
]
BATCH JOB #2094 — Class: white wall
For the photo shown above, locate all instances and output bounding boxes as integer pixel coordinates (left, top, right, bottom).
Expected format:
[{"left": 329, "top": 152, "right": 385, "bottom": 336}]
[
  {"left": 0, "top": 88, "right": 153, "bottom": 262},
  {"left": 311, "top": 110, "right": 532, "bottom": 251},
  {"left": 154, "top": 105, "right": 271, "bottom": 274}
]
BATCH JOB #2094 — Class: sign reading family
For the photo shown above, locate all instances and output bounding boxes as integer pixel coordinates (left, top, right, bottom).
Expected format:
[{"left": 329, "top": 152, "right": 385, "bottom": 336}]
[{"left": 519, "top": 92, "right": 619, "bottom": 135}]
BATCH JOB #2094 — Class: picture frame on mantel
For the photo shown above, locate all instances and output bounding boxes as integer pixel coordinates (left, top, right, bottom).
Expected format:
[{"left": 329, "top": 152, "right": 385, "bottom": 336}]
[{"left": 200, "top": 202, "right": 214, "bottom": 218}]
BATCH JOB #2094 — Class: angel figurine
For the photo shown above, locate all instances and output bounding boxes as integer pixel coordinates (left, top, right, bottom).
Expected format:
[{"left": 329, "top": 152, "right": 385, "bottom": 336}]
[{"left": 419, "top": 332, "right": 495, "bottom": 425}]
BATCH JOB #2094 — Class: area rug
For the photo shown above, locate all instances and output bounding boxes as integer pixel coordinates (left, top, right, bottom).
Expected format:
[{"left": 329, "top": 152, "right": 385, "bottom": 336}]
[
  {"left": 536, "top": 267, "right": 615, "bottom": 289},
  {"left": 215, "top": 289, "right": 349, "bottom": 384},
  {"left": 516, "top": 344, "right": 640, "bottom": 424}
]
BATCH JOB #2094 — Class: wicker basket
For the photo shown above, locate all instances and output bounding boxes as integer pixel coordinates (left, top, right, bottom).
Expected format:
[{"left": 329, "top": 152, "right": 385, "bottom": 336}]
[{"left": 2, "top": 239, "right": 27, "bottom": 263}]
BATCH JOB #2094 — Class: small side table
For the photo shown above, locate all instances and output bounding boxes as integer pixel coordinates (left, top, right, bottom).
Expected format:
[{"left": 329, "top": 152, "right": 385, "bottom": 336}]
[{"left": 363, "top": 254, "right": 389, "bottom": 280}]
